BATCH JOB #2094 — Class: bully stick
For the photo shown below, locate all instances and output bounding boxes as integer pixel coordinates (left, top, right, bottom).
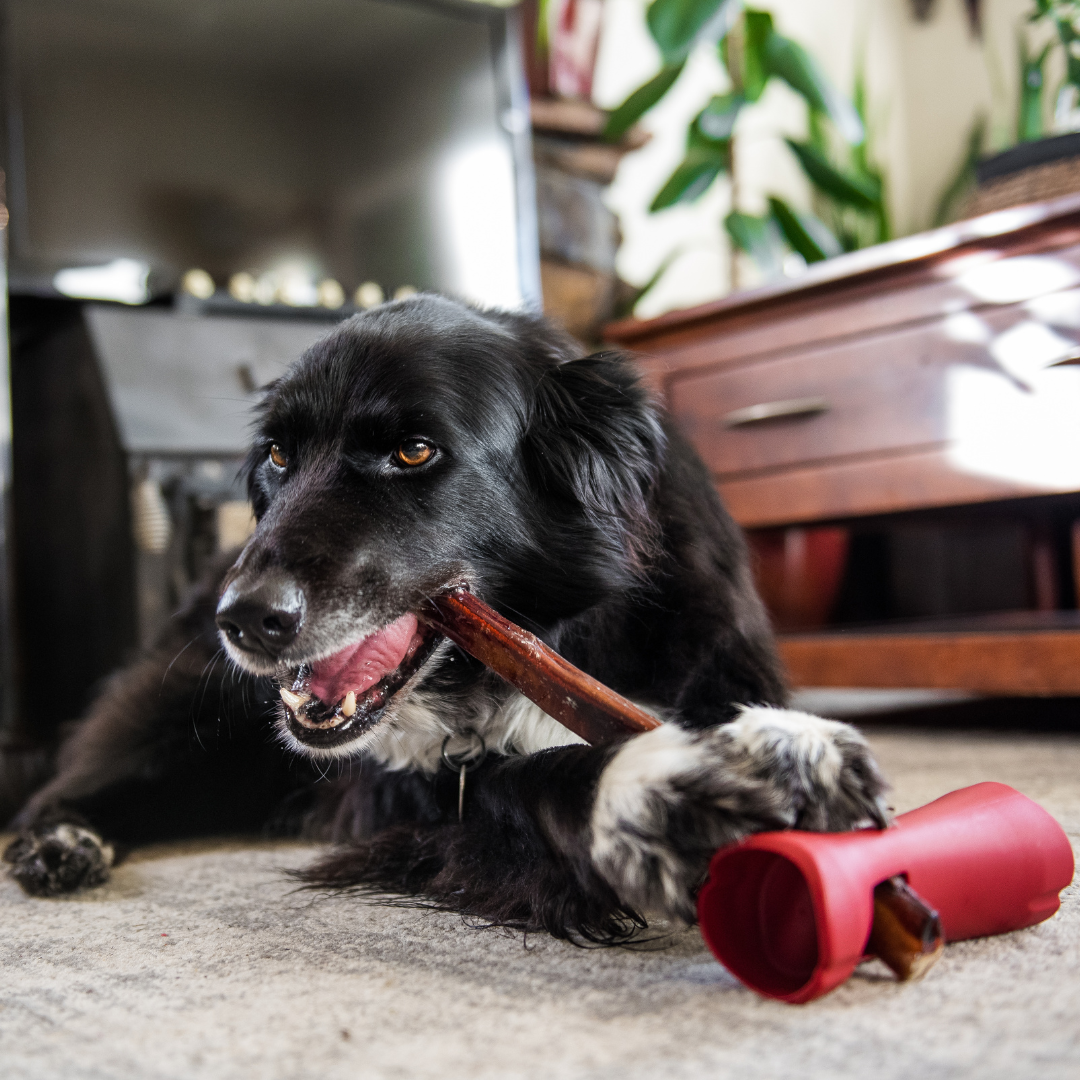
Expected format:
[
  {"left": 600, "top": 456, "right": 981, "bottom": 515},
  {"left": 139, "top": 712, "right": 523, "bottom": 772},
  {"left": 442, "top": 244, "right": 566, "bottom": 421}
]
[
  {"left": 420, "top": 587, "right": 660, "bottom": 746},
  {"left": 867, "top": 876, "right": 944, "bottom": 981},
  {"left": 420, "top": 585, "right": 940, "bottom": 983}
]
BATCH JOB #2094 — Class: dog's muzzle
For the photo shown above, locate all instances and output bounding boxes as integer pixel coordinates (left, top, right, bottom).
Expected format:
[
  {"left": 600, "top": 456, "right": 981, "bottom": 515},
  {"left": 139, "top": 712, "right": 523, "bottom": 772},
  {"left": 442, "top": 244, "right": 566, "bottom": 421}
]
[
  {"left": 217, "top": 570, "right": 443, "bottom": 752},
  {"left": 216, "top": 572, "right": 306, "bottom": 661}
]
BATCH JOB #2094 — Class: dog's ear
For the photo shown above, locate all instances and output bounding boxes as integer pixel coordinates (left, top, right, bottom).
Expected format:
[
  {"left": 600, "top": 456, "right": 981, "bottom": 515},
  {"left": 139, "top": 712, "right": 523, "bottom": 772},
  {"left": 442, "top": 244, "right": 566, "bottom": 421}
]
[{"left": 522, "top": 351, "right": 665, "bottom": 572}]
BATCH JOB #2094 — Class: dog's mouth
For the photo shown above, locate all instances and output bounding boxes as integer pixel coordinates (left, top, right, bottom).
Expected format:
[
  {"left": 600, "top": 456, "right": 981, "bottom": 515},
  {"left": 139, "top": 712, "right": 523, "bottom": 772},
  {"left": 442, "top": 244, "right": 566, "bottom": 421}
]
[{"left": 277, "top": 612, "right": 441, "bottom": 749}]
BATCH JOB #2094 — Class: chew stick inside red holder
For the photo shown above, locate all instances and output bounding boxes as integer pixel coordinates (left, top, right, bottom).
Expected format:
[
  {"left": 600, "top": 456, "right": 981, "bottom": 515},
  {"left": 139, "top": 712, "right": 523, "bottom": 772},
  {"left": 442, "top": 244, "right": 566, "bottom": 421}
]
[{"left": 419, "top": 586, "right": 940, "bottom": 988}]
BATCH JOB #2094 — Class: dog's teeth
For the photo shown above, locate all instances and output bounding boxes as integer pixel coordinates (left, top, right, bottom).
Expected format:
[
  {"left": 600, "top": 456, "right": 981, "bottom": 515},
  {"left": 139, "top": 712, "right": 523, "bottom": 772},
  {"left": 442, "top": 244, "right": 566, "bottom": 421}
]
[
  {"left": 280, "top": 688, "right": 310, "bottom": 712},
  {"left": 341, "top": 691, "right": 357, "bottom": 717}
]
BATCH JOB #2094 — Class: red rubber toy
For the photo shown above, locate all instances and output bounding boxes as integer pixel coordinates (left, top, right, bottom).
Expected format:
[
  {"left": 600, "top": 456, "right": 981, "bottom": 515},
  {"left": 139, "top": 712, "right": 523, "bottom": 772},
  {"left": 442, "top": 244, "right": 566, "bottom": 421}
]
[{"left": 696, "top": 782, "right": 1074, "bottom": 1003}]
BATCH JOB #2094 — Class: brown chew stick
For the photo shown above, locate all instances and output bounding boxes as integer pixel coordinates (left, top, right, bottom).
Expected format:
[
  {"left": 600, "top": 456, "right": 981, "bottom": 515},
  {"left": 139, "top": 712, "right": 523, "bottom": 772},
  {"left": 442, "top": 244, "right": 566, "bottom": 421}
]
[
  {"left": 422, "top": 587, "right": 940, "bottom": 984},
  {"left": 421, "top": 587, "right": 660, "bottom": 745},
  {"left": 867, "top": 876, "right": 944, "bottom": 981}
]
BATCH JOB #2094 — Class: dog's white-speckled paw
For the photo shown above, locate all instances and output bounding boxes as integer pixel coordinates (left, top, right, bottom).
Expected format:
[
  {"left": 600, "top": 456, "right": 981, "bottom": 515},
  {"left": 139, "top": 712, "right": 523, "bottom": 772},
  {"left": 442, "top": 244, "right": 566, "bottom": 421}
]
[
  {"left": 588, "top": 708, "right": 890, "bottom": 923},
  {"left": 726, "top": 705, "right": 891, "bottom": 832},
  {"left": 3, "top": 823, "right": 115, "bottom": 897}
]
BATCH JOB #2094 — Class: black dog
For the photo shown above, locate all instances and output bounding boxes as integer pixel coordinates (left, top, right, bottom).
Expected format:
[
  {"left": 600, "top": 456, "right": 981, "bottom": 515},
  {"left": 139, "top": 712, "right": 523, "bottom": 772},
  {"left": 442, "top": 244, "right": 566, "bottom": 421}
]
[{"left": 5, "top": 295, "right": 888, "bottom": 939}]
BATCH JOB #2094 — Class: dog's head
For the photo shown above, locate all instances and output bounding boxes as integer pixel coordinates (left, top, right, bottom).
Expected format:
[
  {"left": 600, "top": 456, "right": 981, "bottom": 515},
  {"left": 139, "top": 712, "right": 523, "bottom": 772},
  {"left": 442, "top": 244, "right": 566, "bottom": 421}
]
[{"left": 216, "top": 295, "right": 664, "bottom": 757}]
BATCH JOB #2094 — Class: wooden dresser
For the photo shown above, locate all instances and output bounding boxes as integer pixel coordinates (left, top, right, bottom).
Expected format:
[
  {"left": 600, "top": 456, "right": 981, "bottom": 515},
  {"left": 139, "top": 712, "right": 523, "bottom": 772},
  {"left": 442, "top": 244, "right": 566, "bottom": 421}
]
[{"left": 606, "top": 195, "right": 1080, "bottom": 695}]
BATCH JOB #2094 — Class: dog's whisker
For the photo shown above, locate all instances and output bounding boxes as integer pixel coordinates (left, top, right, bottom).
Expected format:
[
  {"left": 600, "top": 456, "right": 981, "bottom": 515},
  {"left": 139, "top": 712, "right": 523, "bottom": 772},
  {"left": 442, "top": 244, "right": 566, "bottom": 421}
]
[
  {"left": 190, "top": 647, "right": 227, "bottom": 748},
  {"left": 160, "top": 634, "right": 202, "bottom": 691}
]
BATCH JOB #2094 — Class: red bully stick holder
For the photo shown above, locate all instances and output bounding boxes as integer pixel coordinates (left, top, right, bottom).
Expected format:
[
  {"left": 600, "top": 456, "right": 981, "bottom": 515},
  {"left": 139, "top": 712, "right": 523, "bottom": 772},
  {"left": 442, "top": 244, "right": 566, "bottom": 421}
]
[
  {"left": 421, "top": 587, "right": 1075, "bottom": 1003},
  {"left": 696, "top": 782, "right": 1073, "bottom": 1003}
]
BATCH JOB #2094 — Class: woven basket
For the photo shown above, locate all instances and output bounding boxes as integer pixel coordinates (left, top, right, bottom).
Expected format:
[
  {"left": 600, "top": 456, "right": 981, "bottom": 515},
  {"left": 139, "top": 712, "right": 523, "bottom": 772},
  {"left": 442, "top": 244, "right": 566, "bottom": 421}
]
[{"left": 965, "top": 132, "right": 1080, "bottom": 217}]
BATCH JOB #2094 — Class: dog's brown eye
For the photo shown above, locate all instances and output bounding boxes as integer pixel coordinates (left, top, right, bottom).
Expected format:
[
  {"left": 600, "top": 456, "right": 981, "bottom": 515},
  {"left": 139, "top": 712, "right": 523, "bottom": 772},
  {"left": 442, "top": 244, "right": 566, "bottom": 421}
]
[
  {"left": 395, "top": 439, "right": 434, "bottom": 467},
  {"left": 269, "top": 444, "right": 287, "bottom": 469}
]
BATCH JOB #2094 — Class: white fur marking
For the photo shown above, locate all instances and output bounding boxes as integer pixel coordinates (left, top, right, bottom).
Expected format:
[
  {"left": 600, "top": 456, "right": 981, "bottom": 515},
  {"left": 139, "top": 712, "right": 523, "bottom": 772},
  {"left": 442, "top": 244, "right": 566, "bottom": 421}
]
[
  {"left": 730, "top": 705, "right": 847, "bottom": 790},
  {"left": 367, "top": 691, "right": 592, "bottom": 773},
  {"left": 53, "top": 824, "right": 115, "bottom": 868},
  {"left": 589, "top": 723, "right": 700, "bottom": 914},
  {"left": 591, "top": 724, "right": 696, "bottom": 851}
]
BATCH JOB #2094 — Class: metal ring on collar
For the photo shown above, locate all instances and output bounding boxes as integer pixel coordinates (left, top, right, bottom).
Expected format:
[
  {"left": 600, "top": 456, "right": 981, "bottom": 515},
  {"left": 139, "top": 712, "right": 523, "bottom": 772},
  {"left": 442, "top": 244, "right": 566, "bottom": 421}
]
[{"left": 440, "top": 728, "right": 488, "bottom": 773}]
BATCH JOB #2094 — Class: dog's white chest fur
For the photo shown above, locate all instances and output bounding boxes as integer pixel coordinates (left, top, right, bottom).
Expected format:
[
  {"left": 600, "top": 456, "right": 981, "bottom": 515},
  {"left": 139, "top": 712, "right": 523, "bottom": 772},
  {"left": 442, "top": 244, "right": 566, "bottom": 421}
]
[{"left": 365, "top": 690, "right": 590, "bottom": 773}]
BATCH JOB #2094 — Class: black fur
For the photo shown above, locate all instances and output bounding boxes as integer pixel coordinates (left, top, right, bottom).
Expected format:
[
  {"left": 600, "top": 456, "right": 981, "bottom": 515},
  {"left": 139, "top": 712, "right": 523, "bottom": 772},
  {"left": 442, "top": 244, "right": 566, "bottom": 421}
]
[{"left": 5, "top": 295, "right": 885, "bottom": 937}]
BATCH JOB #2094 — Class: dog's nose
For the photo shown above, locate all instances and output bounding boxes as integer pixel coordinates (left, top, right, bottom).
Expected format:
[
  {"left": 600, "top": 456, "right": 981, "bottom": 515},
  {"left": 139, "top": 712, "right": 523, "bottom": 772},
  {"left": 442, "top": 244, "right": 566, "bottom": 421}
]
[{"left": 216, "top": 574, "right": 306, "bottom": 658}]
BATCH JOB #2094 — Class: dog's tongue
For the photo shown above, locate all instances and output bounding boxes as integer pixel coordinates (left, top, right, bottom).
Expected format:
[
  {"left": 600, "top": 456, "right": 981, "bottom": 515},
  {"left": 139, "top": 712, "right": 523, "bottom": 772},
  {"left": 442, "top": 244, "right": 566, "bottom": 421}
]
[{"left": 308, "top": 613, "right": 418, "bottom": 706}]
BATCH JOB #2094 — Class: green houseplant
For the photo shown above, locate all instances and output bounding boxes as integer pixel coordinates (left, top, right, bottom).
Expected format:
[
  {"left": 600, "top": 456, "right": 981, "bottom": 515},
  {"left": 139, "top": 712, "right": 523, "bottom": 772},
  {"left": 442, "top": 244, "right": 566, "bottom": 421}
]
[
  {"left": 934, "top": 1, "right": 1080, "bottom": 226},
  {"left": 602, "top": 0, "right": 890, "bottom": 280},
  {"left": 1026, "top": 0, "right": 1080, "bottom": 137}
]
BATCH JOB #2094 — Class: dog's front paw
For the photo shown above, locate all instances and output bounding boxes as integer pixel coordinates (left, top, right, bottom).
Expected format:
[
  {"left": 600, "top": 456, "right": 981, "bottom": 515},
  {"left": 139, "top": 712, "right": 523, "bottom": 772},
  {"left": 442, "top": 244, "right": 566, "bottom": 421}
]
[
  {"left": 3, "top": 824, "right": 115, "bottom": 897},
  {"left": 727, "top": 705, "right": 890, "bottom": 833},
  {"left": 590, "top": 722, "right": 789, "bottom": 923},
  {"left": 589, "top": 709, "right": 889, "bottom": 923}
]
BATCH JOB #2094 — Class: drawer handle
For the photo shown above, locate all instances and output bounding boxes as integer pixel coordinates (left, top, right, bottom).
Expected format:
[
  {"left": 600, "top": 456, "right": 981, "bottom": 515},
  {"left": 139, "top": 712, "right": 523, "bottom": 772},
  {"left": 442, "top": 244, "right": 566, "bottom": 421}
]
[
  {"left": 1048, "top": 351, "right": 1080, "bottom": 368},
  {"left": 723, "top": 396, "right": 831, "bottom": 428}
]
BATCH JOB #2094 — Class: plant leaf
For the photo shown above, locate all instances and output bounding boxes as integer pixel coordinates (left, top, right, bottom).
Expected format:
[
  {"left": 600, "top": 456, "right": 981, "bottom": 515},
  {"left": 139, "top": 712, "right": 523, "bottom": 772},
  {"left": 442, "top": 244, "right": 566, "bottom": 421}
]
[
  {"left": 1018, "top": 38, "right": 1051, "bottom": 142},
  {"left": 603, "top": 62, "right": 686, "bottom": 142},
  {"left": 650, "top": 134, "right": 729, "bottom": 210},
  {"left": 767, "top": 196, "right": 840, "bottom": 262},
  {"left": 725, "top": 210, "right": 785, "bottom": 278},
  {"left": 536, "top": 0, "right": 551, "bottom": 53},
  {"left": 799, "top": 210, "right": 845, "bottom": 258},
  {"left": 850, "top": 60, "right": 869, "bottom": 175},
  {"left": 696, "top": 93, "right": 744, "bottom": 140},
  {"left": 742, "top": 9, "right": 773, "bottom": 102},
  {"left": 646, "top": 0, "right": 740, "bottom": 64},
  {"left": 785, "top": 139, "right": 880, "bottom": 208},
  {"left": 1055, "top": 16, "right": 1080, "bottom": 87},
  {"left": 765, "top": 34, "right": 864, "bottom": 144}
]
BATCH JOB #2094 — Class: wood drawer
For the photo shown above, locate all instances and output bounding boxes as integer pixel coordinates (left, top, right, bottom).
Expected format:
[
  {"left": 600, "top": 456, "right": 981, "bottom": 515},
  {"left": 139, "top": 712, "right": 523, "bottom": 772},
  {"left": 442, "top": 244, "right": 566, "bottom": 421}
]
[
  {"left": 668, "top": 299, "right": 1080, "bottom": 478},
  {"left": 638, "top": 243, "right": 1080, "bottom": 380},
  {"left": 609, "top": 196, "right": 1080, "bottom": 527}
]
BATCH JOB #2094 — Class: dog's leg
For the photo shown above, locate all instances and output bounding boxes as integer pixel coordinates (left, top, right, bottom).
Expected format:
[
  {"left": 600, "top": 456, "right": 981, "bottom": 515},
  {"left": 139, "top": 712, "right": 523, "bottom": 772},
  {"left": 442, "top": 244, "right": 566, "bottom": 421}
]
[
  {"left": 298, "top": 742, "right": 636, "bottom": 941},
  {"left": 3, "top": 811, "right": 116, "bottom": 897},
  {"left": 299, "top": 709, "right": 886, "bottom": 938},
  {"left": 589, "top": 706, "right": 890, "bottom": 922},
  {"left": 4, "top": 649, "right": 315, "bottom": 897}
]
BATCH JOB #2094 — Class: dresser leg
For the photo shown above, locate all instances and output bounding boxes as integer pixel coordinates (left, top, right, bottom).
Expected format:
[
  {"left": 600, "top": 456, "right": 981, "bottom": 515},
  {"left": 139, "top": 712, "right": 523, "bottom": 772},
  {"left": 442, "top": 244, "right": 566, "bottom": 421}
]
[
  {"left": 1072, "top": 520, "right": 1080, "bottom": 609},
  {"left": 1030, "top": 522, "right": 1059, "bottom": 612}
]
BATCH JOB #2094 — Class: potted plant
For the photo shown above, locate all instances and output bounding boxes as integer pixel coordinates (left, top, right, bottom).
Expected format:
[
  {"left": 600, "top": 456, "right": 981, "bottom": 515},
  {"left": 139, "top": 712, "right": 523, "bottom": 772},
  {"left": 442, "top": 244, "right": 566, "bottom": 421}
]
[
  {"left": 962, "top": 1, "right": 1080, "bottom": 218},
  {"left": 601, "top": 0, "right": 889, "bottom": 283}
]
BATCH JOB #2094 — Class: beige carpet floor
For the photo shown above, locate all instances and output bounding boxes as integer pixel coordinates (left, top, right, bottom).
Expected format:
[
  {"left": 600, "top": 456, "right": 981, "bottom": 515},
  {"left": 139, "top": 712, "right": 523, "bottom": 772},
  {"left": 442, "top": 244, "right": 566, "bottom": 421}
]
[{"left": 1, "top": 728, "right": 1078, "bottom": 1080}]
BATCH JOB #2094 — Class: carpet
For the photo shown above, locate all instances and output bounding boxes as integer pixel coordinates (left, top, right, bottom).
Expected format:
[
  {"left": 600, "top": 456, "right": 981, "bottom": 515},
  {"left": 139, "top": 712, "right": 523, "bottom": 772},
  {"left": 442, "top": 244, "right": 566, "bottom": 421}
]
[{"left": 1, "top": 727, "right": 1078, "bottom": 1080}]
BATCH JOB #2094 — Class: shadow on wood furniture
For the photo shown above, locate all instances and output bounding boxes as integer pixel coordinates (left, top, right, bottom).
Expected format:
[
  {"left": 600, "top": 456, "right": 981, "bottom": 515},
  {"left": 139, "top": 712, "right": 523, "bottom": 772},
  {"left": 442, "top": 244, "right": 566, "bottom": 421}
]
[{"left": 606, "top": 195, "right": 1080, "bottom": 695}]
